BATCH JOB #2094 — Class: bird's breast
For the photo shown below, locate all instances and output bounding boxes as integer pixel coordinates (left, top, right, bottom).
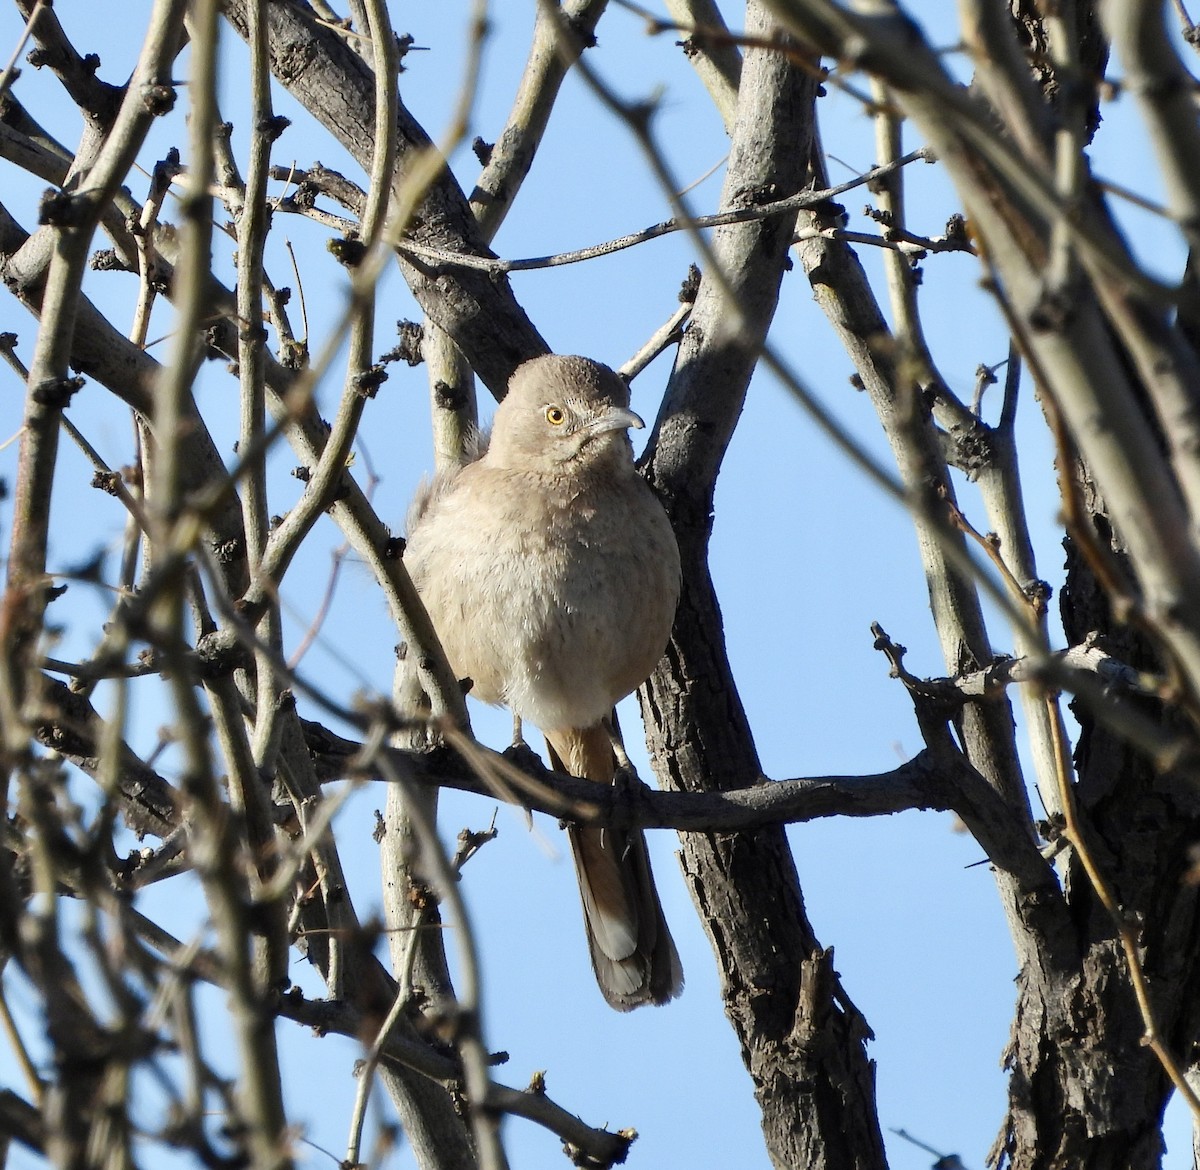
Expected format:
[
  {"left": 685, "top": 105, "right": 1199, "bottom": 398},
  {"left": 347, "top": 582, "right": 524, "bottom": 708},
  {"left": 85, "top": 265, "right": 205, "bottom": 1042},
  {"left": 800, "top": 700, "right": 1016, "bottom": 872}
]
[{"left": 407, "top": 468, "right": 680, "bottom": 731}]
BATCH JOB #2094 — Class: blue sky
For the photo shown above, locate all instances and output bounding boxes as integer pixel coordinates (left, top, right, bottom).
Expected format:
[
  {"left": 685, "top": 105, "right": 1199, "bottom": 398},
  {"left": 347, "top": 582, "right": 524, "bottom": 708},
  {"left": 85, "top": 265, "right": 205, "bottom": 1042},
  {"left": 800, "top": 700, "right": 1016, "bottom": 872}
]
[{"left": 0, "top": 2, "right": 1193, "bottom": 1168}]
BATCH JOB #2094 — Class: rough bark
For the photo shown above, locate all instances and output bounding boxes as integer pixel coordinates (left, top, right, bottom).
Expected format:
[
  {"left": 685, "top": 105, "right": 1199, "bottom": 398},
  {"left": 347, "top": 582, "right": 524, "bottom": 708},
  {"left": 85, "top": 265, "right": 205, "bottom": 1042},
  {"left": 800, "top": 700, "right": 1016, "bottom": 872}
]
[
  {"left": 641, "top": 6, "right": 887, "bottom": 1167},
  {"left": 983, "top": 471, "right": 1200, "bottom": 1170}
]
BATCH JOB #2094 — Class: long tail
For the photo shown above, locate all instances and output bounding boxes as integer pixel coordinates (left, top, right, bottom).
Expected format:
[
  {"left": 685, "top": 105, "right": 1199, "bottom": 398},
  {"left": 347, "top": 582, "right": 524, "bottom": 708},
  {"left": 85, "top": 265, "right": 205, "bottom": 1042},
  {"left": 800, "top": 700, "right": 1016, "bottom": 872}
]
[{"left": 544, "top": 724, "right": 683, "bottom": 1011}]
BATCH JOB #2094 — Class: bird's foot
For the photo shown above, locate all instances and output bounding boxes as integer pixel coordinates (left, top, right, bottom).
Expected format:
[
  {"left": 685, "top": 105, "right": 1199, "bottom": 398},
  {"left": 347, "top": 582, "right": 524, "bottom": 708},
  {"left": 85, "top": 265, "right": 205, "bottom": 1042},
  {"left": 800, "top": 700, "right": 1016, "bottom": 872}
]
[
  {"left": 611, "top": 759, "right": 642, "bottom": 796},
  {"left": 501, "top": 739, "right": 544, "bottom": 776},
  {"left": 603, "top": 709, "right": 637, "bottom": 775}
]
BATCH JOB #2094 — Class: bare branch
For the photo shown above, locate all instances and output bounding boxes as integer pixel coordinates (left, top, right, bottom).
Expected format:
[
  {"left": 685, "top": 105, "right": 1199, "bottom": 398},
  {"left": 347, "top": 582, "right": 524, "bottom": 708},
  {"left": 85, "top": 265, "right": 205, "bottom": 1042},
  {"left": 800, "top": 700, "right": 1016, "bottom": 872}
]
[{"left": 396, "top": 149, "right": 932, "bottom": 273}]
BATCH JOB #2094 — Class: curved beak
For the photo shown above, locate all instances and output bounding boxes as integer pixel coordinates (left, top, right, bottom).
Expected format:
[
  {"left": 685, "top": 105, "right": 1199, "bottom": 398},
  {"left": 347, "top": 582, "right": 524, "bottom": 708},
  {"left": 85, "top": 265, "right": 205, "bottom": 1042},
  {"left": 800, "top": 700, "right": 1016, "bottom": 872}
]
[{"left": 586, "top": 405, "right": 645, "bottom": 436}]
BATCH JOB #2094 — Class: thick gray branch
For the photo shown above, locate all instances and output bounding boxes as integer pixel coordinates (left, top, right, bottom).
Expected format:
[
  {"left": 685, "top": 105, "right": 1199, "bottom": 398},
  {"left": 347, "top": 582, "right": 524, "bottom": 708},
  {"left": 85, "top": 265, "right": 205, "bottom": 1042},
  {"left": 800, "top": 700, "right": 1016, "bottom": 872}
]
[{"left": 634, "top": 5, "right": 887, "bottom": 1166}]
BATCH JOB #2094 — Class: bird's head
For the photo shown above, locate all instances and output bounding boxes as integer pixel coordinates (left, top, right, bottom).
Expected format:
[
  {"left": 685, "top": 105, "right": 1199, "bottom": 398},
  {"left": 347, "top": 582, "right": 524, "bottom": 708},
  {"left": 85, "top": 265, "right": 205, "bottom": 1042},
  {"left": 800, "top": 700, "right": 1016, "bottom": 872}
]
[{"left": 485, "top": 355, "right": 644, "bottom": 473}]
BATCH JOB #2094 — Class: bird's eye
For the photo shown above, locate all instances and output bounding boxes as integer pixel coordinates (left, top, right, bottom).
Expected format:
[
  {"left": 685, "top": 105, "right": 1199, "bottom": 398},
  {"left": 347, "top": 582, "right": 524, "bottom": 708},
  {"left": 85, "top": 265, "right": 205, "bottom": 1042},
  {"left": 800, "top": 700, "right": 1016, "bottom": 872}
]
[{"left": 545, "top": 405, "right": 566, "bottom": 426}]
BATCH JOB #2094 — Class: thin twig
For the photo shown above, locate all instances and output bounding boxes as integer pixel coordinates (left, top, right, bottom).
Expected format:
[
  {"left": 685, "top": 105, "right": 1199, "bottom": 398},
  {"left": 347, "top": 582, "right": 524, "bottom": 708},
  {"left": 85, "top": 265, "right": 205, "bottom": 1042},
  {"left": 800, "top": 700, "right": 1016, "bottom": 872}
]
[
  {"left": 0, "top": 974, "right": 43, "bottom": 1102},
  {"left": 394, "top": 149, "right": 931, "bottom": 273},
  {"left": 0, "top": 0, "right": 49, "bottom": 100},
  {"left": 619, "top": 301, "right": 693, "bottom": 380}
]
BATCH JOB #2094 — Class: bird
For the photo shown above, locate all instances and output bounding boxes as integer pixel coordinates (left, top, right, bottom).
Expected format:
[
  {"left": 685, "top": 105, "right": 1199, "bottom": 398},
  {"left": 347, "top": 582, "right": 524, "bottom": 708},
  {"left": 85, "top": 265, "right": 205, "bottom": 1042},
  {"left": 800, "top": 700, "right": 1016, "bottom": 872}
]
[{"left": 403, "top": 353, "right": 684, "bottom": 1010}]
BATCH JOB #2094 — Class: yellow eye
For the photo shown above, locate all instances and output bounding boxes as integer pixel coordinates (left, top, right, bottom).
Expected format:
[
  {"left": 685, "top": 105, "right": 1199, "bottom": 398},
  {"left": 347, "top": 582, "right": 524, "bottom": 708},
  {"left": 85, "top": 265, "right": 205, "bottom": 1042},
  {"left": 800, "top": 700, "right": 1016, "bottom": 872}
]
[{"left": 545, "top": 405, "right": 566, "bottom": 426}]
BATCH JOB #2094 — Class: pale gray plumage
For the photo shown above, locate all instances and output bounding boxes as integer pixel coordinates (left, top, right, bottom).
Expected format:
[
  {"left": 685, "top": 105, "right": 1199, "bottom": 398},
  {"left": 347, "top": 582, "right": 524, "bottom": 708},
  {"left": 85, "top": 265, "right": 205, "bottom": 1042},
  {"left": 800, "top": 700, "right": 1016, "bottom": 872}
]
[{"left": 404, "top": 354, "right": 683, "bottom": 1010}]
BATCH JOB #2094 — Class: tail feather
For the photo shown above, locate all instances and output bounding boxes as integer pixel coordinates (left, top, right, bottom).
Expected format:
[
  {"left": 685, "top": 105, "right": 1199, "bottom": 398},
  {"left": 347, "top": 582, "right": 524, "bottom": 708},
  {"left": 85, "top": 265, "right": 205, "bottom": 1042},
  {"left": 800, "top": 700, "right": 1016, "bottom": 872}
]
[{"left": 545, "top": 724, "right": 684, "bottom": 1011}]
